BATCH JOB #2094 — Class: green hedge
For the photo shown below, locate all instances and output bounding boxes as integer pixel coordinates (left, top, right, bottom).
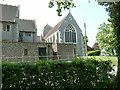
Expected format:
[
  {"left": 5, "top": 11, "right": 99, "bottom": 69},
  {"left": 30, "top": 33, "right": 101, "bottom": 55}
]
[
  {"left": 88, "top": 50, "right": 101, "bottom": 56},
  {"left": 2, "top": 58, "right": 115, "bottom": 89}
]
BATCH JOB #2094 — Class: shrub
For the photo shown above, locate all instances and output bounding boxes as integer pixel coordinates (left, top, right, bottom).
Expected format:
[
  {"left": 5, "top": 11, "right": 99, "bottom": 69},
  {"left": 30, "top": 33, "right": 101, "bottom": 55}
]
[
  {"left": 2, "top": 58, "right": 115, "bottom": 89},
  {"left": 88, "top": 50, "right": 101, "bottom": 56}
]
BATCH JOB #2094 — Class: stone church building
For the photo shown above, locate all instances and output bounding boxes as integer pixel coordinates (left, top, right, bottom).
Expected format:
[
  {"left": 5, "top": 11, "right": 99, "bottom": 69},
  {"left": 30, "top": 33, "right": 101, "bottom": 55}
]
[
  {"left": 43, "top": 12, "right": 84, "bottom": 56},
  {"left": 0, "top": 4, "right": 84, "bottom": 62}
]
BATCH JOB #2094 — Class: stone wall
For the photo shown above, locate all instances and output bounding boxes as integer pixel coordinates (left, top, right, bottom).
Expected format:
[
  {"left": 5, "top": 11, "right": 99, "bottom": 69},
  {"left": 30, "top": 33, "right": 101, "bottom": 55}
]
[
  {"left": 57, "top": 43, "right": 76, "bottom": 60},
  {"left": 2, "top": 41, "right": 52, "bottom": 62},
  {"left": 2, "top": 22, "right": 19, "bottom": 42},
  {"left": 2, "top": 42, "right": 77, "bottom": 62},
  {"left": 58, "top": 13, "right": 84, "bottom": 56}
]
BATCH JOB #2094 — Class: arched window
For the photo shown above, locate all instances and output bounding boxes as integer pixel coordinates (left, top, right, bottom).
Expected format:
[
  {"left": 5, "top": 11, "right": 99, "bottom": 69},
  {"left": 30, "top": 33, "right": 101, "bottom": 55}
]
[{"left": 65, "top": 24, "right": 76, "bottom": 43}]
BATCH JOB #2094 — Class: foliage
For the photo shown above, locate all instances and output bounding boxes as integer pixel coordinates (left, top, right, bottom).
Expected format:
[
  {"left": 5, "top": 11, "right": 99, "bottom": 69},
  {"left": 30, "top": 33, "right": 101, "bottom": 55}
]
[
  {"left": 2, "top": 59, "right": 115, "bottom": 89},
  {"left": 87, "top": 56, "right": 118, "bottom": 66},
  {"left": 96, "top": 23, "right": 116, "bottom": 55},
  {"left": 83, "top": 36, "right": 88, "bottom": 47},
  {"left": 48, "top": 0, "right": 75, "bottom": 16},
  {"left": 88, "top": 50, "right": 100, "bottom": 56},
  {"left": 99, "top": 2, "right": 120, "bottom": 88},
  {"left": 83, "top": 36, "right": 88, "bottom": 43},
  {"left": 83, "top": 36, "right": 89, "bottom": 53}
]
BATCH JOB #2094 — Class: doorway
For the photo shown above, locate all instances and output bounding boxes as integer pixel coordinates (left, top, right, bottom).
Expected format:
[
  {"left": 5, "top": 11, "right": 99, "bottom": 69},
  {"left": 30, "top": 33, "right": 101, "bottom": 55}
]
[{"left": 38, "top": 47, "right": 46, "bottom": 60}]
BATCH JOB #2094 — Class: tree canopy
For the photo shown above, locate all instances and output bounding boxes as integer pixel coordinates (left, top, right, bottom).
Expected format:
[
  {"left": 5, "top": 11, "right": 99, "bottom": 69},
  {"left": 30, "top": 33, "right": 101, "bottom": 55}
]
[
  {"left": 96, "top": 22, "right": 116, "bottom": 55},
  {"left": 49, "top": 0, "right": 75, "bottom": 16}
]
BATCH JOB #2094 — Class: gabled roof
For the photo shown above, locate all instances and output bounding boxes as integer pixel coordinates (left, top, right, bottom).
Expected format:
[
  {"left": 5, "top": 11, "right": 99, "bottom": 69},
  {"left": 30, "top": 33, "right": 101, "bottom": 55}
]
[
  {"left": 43, "top": 24, "right": 52, "bottom": 36},
  {"left": 18, "top": 19, "right": 36, "bottom": 32},
  {"left": 44, "top": 16, "right": 66, "bottom": 38},
  {"left": 44, "top": 24, "right": 52, "bottom": 28},
  {"left": 0, "top": 4, "right": 18, "bottom": 22}
]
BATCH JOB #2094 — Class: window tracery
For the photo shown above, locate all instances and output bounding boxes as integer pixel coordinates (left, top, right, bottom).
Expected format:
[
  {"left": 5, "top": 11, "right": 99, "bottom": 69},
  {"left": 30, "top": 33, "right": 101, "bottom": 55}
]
[{"left": 65, "top": 24, "right": 76, "bottom": 43}]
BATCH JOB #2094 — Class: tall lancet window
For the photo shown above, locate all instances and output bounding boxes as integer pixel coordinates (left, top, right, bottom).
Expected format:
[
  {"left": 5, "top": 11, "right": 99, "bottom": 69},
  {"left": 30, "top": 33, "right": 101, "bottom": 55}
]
[{"left": 65, "top": 24, "right": 76, "bottom": 43}]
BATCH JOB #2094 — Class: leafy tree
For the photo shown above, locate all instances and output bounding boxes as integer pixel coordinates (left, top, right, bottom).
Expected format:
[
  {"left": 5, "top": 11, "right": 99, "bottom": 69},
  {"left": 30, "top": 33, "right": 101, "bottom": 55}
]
[
  {"left": 98, "top": 2, "right": 120, "bottom": 88},
  {"left": 96, "top": 23, "right": 116, "bottom": 55}
]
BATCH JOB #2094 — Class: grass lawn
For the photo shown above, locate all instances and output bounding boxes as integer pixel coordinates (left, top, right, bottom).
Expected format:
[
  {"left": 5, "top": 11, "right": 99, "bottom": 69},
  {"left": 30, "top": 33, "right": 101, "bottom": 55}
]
[{"left": 87, "top": 56, "right": 118, "bottom": 66}]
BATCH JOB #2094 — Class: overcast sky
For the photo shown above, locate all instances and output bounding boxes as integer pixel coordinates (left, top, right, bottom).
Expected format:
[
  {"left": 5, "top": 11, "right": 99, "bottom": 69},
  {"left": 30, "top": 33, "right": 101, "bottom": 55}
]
[{"left": 1, "top": 0, "right": 110, "bottom": 47}]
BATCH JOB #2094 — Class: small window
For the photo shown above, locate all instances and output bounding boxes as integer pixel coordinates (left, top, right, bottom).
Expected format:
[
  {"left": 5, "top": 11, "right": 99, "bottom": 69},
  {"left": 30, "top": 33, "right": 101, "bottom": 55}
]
[
  {"left": 7, "top": 25, "right": 11, "bottom": 31},
  {"left": 3, "top": 24, "right": 11, "bottom": 31},
  {"left": 3, "top": 24, "right": 6, "bottom": 31},
  {"left": 25, "top": 32, "right": 31, "bottom": 37},
  {"left": 24, "top": 49, "right": 28, "bottom": 56}
]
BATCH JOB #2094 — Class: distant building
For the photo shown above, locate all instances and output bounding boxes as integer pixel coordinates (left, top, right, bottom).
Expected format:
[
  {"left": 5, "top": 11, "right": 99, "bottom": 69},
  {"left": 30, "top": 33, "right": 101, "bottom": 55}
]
[
  {"left": 0, "top": 4, "right": 37, "bottom": 42},
  {"left": 0, "top": 4, "right": 52, "bottom": 62},
  {"left": 92, "top": 42, "right": 100, "bottom": 51}
]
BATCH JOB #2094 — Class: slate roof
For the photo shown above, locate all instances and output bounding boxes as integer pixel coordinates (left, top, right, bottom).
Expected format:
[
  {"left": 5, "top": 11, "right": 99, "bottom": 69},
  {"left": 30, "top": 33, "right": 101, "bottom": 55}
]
[
  {"left": 18, "top": 19, "right": 36, "bottom": 32},
  {"left": 0, "top": 4, "right": 18, "bottom": 22},
  {"left": 44, "top": 16, "right": 66, "bottom": 39}
]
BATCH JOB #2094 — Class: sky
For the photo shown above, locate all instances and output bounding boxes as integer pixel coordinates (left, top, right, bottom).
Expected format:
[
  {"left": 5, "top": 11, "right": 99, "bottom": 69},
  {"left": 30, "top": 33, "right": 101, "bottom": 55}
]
[{"left": 1, "top": 0, "right": 110, "bottom": 47}]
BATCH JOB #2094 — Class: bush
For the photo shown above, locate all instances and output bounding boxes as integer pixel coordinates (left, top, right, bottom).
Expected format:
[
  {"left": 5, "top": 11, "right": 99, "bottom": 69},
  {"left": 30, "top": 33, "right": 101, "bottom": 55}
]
[
  {"left": 88, "top": 50, "right": 101, "bottom": 56},
  {"left": 2, "top": 58, "right": 115, "bottom": 89}
]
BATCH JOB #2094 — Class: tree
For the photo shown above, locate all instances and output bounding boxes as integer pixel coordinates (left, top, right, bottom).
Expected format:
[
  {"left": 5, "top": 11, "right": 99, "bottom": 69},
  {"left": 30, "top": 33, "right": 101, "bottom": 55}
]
[
  {"left": 98, "top": 2, "right": 120, "bottom": 88},
  {"left": 96, "top": 23, "right": 116, "bottom": 55}
]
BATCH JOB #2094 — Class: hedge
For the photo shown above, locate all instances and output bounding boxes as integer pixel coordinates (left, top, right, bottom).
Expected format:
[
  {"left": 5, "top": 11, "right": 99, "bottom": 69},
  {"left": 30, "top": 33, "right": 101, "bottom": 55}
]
[
  {"left": 88, "top": 50, "right": 101, "bottom": 56},
  {"left": 2, "top": 58, "right": 115, "bottom": 89}
]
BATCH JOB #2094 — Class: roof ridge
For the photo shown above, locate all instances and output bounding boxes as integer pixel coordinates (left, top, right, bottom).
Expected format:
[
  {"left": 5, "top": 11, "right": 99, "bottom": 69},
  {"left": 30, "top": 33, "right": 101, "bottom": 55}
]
[
  {"left": 44, "top": 16, "right": 67, "bottom": 38},
  {"left": 1, "top": 4, "right": 18, "bottom": 7},
  {"left": 44, "top": 24, "right": 52, "bottom": 28},
  {"left": 20, "top": 19, "right": 35, "bottom": 21}
]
